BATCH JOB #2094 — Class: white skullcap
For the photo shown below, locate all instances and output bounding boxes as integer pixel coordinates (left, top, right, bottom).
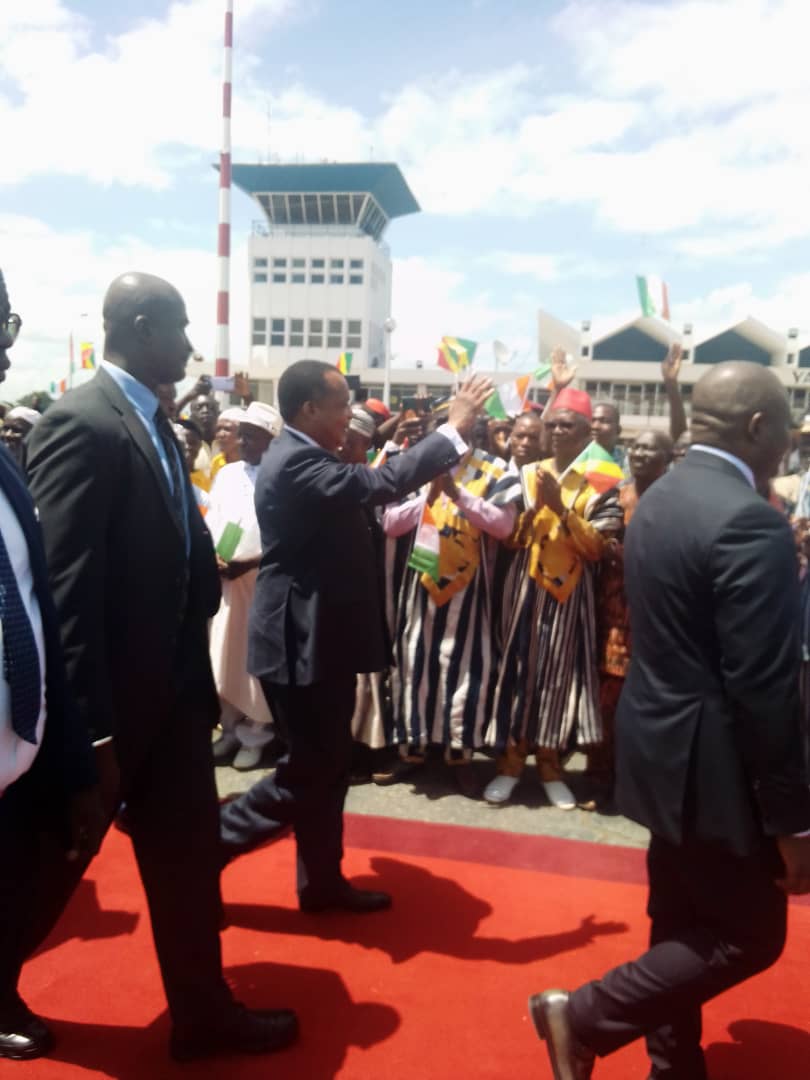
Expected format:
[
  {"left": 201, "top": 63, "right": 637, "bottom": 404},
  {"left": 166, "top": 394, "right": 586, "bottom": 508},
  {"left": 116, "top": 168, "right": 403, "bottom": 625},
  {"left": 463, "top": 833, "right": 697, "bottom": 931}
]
[
  {"left": 6, "top": 406, "right": 42, "bottom": 427},
  {"left": 219, "top": 406, "right": 248, "bottom": 424},
  {"left": 349, "top": 406, "right": 376, "bottom": 440},
  {"left": 242, "top": 401, "right": 282, "bottom": 436}
]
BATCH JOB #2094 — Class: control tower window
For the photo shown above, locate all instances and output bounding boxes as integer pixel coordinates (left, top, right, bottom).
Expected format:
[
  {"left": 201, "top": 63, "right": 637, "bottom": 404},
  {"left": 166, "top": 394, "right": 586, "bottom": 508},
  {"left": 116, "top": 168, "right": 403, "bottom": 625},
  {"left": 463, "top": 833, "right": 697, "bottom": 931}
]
[{"left": 336, "top": 194, "right": 352, "bottom": 223}]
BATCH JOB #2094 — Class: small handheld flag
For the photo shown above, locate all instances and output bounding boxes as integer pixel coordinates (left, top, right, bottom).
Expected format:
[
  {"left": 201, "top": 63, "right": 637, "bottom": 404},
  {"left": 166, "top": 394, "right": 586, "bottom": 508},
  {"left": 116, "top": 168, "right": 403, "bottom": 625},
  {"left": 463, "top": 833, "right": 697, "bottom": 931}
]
[
  {"left": 336, "top": 351, "right": 353, "bottom": 375},
  {"left": 569, "top": 440, "right": 624, "bottom": 493},
  {"left": 408, "top": 501, "right": 441, "bottom": 581},
  {"left": 534, "top": 362, "right": 553, "bottom": 388},
  {"left": 484, "top": 375, "right": 530, "bottom": 420},
  {"left": 437, "top": 336, "right": 477, "bottom": 374},
  {"left": 636, "top": 275, "right": 670, "bottom": 321},
  {"left": 80, "top": 342, "right": 96, "bottom": 370}
]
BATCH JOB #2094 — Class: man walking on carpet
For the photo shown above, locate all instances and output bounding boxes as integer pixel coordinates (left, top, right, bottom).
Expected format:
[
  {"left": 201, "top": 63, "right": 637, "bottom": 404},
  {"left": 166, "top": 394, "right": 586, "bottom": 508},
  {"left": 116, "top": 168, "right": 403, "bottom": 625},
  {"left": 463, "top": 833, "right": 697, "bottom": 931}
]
[
  {"left": 529, "top": 361, "right": 810, "bottom": 1079},
  {"left": 220, "top": 360, "right": 493, "bottom": 911},
  {"left": 27, "top": 272, "right": 298, "bottom": 1063}
]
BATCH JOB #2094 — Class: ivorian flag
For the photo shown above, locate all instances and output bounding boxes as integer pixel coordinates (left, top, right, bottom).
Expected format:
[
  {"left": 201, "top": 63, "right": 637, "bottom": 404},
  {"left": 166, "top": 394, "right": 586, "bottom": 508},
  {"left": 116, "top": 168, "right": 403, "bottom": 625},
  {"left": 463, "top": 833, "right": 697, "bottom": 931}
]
[
  {"left": 636, "top": 274, "right": 670, "bottom": 320},
  {"left": 437, "top": 336, "right": 477, "bottom": 373},
  {"left": 80, "top": 341, "right": 96, "bottom": 370},
  {"left": 570, "top": 440, "right": 624, "bottom": 493},
  {"left": 484, "top": 375, "right": 530, "bottom": 420},
  {"left": 336, "top": 351, "right": 352, "bottom": 375},
  {"left": 534, "top": 362, "right": 553, "bottom": 387},
  {"left": 49, "top": 378, "right": 68, "bottom": 395},
  {"left": 407, "top": 501, "right": 440, "bottom": 581}
]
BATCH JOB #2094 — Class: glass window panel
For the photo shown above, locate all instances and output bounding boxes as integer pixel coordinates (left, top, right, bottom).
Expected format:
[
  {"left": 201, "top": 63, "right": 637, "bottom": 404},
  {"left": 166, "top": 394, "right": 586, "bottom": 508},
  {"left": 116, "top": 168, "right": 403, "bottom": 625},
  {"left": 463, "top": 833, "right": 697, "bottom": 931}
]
[
  {"left": 349, "top": 275, "right": 363, "bottom": 285},
  {"left": 308, "top": 333, "right": 323, "bottom": 347},
  {"left": 291, "top": 273, "right": 305, "bottom": 283},
  {"left": 290, "top": 319, "right": 304, "bottom": 332},
  {"left": 328, "top": 320, "right": 342, "bottom": 333},
  {"left": 351, "top": 194, "right": 364, "bottom": 218},
  {"left": 272, "top": 258, "right": 287, "bottom": 267},
  {"left": 336, "top": 194, "right": 352, "bottom": 223},
  {"left": 327, "top": 335, "right": 342, "bottom": 348},
  {"left": 330, "top": 258, "right": 344, "bottom": 268},
  {"left": 272, "top": 273, "right": 286, "bottom": 283},
  {"left": 309, "top": 319, "right": 323, "bottom": 331},
  {"left": 311, "top": 258, "right": 325, "bottom": 268},
  {"left": 253, "top": 273, "right": 268, "bottom": 283},
  {"left": 320, "top": 194, "right": 336, "bottom": 223},
  {"left": 253, "top": 318, "right": 267, "bottom": 330},
  {"left": 330, "top": 274, "right": 344, "bottom": 284},
  {"left": 346, "top": 336, "right": 361, "bottom": 348},
  {"left": 251, "top": 333, "right": 266, "bottom": 346},
  {"left": 270, "top": 195, "right": 287, "bottom": 223},
  {"left": 271, "top": 318, "right": 285, "bottom": 332},
  {"left": 310, "top": 273, "right": 325, "bottom": 284},
  {"left": 291, "top": 258, "right": 305, "bottom": 267},
  {"left": 254, "top": 258, "right": 268, "bottom": 267},
  {"left": 349, "top": 259, "right": 363, "bottom": 269},
  {"left": 303, "top": 194, "right": 319, "bottom": 222},
  {"left": 270, "top": 333, "right": 284, "bottom": 346},
  {"left": 347, "top": 320, "right": 361, "bottom": 334},
  {"left": 288, "top": 194, "right": 304, "bottom": 224},
  {"left": 290, "top": 333, "right": 304, "bottom": 346}
]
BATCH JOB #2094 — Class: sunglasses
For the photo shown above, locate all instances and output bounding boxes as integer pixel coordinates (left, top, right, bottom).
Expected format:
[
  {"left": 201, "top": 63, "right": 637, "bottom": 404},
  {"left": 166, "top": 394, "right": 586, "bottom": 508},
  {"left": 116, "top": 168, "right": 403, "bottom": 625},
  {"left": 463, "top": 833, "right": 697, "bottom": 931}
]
[{"left": 1, "top": 314, "right": 22, "bottom": 344}]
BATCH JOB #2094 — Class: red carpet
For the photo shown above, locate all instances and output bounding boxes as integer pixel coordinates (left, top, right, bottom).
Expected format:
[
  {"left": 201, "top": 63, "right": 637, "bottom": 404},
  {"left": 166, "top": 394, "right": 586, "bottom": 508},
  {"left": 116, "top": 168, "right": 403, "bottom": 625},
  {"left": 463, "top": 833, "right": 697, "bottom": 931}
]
[{"left": 10, "top": 815, "right": 810, "bottom": 1079}]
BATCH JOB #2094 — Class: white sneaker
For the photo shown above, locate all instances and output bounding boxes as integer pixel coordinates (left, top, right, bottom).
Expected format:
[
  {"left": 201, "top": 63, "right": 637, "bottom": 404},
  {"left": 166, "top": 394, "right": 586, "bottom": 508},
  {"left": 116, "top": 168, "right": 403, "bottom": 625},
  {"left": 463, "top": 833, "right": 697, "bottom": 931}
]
[
  {"left": 543, "top": 779, "right": 576, "bottom": 810},
  {"left": 483, "top": 775, "right": 520, "bottom": 806}
]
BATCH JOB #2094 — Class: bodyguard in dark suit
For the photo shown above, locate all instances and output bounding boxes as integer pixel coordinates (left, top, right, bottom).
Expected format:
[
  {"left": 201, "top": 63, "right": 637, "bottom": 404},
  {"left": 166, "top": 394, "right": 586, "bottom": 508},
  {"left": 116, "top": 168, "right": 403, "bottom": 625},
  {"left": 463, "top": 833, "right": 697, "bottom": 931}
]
[
  {"left": 0, "top": 270, "right": 104, "bottom": 1061},
  {"left": 529, "top": 361, "right": 810, "bottom": 1080},
  {"left": 26, "top": 272, "right": 297, "bottom": 1062},
  {"left": 220, "top": 361, "right": 493, "bottom": 910}
]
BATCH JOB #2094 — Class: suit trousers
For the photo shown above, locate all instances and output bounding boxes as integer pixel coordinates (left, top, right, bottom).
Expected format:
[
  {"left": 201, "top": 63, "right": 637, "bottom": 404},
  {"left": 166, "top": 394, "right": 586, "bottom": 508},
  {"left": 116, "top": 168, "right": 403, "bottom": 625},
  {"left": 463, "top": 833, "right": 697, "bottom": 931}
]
[
  {"left": 567, "top": 834, "right": 787, "bottom": 1078},
  {"left": 220, "top": 674, "right": 356, "bottom": 897},
  {"left": 0, "top": 716, "right": 231, "bottom": 1030}
]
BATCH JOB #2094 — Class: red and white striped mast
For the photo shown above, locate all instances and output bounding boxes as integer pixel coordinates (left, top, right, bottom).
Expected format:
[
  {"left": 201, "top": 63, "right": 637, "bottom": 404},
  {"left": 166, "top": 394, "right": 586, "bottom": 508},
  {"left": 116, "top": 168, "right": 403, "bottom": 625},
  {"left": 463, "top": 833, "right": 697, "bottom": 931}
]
[{"left": 215, "top": 0, "right": 233, "bottom": 377}]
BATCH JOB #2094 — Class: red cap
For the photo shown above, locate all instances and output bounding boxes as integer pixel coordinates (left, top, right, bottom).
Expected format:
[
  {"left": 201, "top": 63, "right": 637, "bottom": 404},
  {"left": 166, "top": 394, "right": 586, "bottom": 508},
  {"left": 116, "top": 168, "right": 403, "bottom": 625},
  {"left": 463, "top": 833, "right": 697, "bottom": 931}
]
[
  {"left": 547, "top": 387, "right": 592, "bottom": 422},
  {"left": 364, "top": 398, "right": 391, "bottom": 421}
]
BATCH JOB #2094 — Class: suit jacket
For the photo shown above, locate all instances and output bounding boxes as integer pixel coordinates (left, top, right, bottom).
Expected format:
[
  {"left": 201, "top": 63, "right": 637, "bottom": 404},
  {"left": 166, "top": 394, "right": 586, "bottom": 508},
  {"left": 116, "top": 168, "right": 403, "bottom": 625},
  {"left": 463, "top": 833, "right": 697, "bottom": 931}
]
[
  {"left": 617, "top": 449, "right": 810, "bottom": 856},
  {"left": 249, "top": 427, "right": 460, "bottom": 686},
  {"left": 26, "top": 369, "right": 221, "bottom": 780},
  {"left": 0, "top": 447, "right": 97, "bottom": 796}
]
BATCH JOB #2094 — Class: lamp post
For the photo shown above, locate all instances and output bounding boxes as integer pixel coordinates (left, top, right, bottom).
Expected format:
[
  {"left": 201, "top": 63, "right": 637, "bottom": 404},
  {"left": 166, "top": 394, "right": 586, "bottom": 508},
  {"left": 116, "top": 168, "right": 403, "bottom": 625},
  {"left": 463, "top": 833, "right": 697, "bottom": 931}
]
[{"left": 383, "top": 316, "right": 396, "bottom": 408}]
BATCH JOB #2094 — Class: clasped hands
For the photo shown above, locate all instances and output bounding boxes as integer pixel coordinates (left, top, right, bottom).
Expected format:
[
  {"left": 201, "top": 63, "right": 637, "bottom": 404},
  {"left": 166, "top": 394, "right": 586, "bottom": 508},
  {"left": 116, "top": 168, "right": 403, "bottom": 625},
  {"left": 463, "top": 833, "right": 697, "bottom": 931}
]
[{"left": 534, "top": 466, "right": 565, "bottom": 517}]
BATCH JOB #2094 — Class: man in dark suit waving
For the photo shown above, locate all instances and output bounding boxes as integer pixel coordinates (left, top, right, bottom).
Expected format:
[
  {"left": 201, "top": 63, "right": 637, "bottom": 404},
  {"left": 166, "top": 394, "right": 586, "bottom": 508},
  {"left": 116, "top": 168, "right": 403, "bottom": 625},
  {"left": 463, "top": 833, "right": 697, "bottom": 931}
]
[
  {"left": 530, "top": 360, "right": 810, "bottom": 1079},
  {"left": 220, "top": 361, "right": 492, "bottom": 911},
  {"left": 27, "top": 273, "right": 298, "bottom": 1062}
]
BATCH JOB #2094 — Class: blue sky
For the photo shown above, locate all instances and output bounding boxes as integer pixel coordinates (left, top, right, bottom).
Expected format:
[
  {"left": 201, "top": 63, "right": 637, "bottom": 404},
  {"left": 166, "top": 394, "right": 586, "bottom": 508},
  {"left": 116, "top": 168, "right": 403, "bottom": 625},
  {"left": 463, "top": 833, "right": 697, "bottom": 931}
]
[{"left": 3, "top": 0, "right": 810, "bottom": 395}]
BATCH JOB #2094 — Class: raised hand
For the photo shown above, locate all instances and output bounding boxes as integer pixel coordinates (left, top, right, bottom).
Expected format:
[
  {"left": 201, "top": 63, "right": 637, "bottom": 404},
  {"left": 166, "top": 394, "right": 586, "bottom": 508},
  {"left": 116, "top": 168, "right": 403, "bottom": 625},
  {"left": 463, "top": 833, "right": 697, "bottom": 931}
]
[
  {"left": 551, "top": 346, "right": 577, "bottom": 390},
  {"left": 662, "top": 343, "right": 683, "bottom": 383},
  {"left": 447, "top": 373, "right": 495, "bottom": 438},
  {"left": 536, "top": 467, "right": 565, "bottom": 516}
]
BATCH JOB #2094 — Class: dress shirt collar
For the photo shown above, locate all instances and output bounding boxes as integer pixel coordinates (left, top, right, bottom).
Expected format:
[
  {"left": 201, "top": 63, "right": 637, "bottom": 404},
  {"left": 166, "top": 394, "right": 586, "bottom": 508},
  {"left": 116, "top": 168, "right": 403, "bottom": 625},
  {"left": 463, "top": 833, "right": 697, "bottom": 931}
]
[
  {"left": 100, "top": 359, "right": 159, "bottom": 419},
  {"left": 284, "top": 424, "right": 321, "bottom": 449},
  {"left": 689, "top": 444, "right": 755, "bottom": 489}
]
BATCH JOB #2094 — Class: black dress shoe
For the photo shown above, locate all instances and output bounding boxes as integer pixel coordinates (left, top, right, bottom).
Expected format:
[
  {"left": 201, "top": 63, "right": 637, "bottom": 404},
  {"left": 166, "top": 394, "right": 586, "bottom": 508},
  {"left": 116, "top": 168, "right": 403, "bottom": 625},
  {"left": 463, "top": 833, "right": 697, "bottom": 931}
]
[
  {"left": 299, "top": 882, "right": 392, "bottom": 914},
  {"left": 0, "top": 998, "right": 56, "bottom": 1060},
  {"left": 528, "top": 989, "right": 595, "bottom": 1080},
  {"left": 170, "top": 1002, "right": 299, "bottom": 1062}
]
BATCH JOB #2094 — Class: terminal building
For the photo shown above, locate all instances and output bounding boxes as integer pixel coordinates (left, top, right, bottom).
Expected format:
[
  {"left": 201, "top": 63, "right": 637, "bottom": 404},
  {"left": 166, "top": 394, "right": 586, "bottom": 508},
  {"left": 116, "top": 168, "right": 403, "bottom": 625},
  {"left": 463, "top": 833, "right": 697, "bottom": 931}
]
[
  {"left": 538, "top": 310, "right": 810, "bottom": 437},
  {"left": 231, "top": 162, "right": 455, "bottom": 405}
]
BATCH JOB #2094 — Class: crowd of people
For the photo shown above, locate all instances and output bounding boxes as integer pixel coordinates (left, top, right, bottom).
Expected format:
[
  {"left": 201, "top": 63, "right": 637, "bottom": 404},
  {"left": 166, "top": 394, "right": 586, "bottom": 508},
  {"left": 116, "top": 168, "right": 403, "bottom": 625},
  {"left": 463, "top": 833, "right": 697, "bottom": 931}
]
[{"left": 1, "top": 265, "right": 809, "bottom": 1080}]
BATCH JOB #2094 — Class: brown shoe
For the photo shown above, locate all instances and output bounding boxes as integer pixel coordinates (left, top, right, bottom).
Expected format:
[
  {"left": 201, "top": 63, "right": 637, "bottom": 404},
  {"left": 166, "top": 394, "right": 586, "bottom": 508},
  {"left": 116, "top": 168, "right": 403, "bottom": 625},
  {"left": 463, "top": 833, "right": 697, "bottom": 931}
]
[{"left": 528, "top": 990, "right": 594, "bottom": 1080}]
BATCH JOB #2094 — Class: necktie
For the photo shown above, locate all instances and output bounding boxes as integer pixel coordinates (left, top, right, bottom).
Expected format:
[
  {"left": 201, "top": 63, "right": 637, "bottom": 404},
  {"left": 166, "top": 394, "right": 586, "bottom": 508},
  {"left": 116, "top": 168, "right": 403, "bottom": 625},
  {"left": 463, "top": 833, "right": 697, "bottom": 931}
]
[
  {"left": 154, "top": 408, "right": 187, "bottom": 527},
  {"left": 0, "top": 524, "right": 42, "bottom": 744}
]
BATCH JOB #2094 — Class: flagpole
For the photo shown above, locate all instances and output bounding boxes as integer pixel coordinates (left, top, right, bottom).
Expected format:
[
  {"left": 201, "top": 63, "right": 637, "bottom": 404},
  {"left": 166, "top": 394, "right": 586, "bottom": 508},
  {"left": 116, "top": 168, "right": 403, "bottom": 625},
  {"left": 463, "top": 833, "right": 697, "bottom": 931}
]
[
  {"left": 215, "top": 0, "right": 233, "bottom": 379},
  {"left": 69, "top": 333, "right": 75, "bottom": 390}
]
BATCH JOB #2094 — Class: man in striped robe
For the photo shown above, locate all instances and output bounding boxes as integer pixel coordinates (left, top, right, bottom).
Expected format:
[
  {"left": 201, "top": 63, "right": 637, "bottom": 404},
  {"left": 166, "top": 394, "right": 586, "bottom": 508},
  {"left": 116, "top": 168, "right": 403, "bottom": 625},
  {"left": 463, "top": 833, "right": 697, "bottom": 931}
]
[
  {"left": 383, "top": 429, "right": 515, "bottom": 797},
  {"left": 485, "top": 388, "right": 622, "bottom": 809}
]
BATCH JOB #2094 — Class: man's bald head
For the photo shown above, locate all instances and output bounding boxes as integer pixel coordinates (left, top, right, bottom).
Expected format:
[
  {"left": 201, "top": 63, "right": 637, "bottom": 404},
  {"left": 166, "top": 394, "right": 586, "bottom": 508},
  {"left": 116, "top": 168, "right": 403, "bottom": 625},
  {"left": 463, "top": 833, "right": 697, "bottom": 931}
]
[
  {"left": 102, "top": 272, "right": 193, "bottom": 390},
  {"left": 691, "top": 361, "right": 792, "bottom": 485}
]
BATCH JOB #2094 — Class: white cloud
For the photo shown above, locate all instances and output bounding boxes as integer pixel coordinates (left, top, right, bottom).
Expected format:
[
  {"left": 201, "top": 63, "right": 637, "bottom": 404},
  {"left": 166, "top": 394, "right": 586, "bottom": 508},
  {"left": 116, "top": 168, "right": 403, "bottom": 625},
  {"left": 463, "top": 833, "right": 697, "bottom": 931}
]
[{"left": 0, "top": 213, "right": 250, "bottom": 398}]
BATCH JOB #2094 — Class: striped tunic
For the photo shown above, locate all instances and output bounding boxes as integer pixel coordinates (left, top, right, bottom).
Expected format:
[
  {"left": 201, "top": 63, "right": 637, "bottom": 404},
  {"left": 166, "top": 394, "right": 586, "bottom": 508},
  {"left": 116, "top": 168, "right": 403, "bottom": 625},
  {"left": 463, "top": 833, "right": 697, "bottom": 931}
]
[
  {"left": 489, "top": 464, "right": 621, "bottom": 752},
  {"left": 387, "top": 452, "right": 510, "bottom": 753}
]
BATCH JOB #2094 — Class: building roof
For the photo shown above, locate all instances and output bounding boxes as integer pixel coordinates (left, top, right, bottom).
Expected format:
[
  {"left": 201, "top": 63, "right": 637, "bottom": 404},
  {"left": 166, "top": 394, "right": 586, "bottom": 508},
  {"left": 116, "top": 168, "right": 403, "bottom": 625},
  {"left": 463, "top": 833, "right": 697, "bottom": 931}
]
[
  {"left": 693, "top": 317, "right": 785, "bottom": 366},
  {"left": 592, "top": 316, "right": 680, "bottom": 362},
  {"left": 231, "top": 162, "right": 420, "bottom": 219}
]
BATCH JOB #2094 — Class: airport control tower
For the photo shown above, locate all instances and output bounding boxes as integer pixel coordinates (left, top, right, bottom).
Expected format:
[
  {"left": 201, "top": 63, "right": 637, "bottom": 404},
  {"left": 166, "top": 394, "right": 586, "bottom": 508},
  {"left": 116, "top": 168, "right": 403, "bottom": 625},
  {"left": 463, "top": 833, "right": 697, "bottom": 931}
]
[{"left": 232, "top": 162, "right": 420, "bottom": 397}]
